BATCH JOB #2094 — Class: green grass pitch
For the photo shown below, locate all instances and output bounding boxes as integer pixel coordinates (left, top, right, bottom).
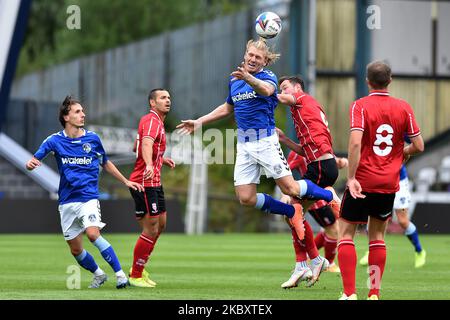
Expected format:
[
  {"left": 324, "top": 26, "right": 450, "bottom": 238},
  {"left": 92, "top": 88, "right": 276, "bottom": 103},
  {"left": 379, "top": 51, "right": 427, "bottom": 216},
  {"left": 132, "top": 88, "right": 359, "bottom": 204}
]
[{"left": 0, "top": 233, "right": 449, "bottom": 300}]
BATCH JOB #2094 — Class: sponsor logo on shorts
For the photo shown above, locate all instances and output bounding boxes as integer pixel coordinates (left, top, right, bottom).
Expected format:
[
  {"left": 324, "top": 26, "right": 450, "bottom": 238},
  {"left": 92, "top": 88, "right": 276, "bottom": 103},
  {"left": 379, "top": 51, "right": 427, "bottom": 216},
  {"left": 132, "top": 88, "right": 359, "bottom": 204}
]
[
  {"left": 152, "top": 203, "right": 158, "bottom": 213},
  {"left": 88, "top": 214, "right": 97, "bottom": 222}
]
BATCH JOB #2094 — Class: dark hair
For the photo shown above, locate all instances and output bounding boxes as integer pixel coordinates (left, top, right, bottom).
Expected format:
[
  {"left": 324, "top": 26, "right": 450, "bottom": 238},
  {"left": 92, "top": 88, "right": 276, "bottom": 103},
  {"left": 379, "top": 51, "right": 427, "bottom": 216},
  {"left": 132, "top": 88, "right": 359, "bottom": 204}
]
[
  {"left": 366, "top": 61, "right": 392, "bottom": 89},
  {"left": 59, "top": 95, "right": 80, "bottom": 128},
  {"left": 278, "top": 76, "right": 305, "bottom": 91},
  {"left": 148, "top": 88, "right": 168, "bottom": 105}
]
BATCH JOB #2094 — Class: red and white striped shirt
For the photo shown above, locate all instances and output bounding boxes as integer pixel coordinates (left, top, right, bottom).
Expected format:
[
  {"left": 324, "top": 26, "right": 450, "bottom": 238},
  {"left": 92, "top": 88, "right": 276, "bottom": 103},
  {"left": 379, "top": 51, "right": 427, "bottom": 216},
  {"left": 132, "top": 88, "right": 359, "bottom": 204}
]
[
  {"left": 349, "top": 90, "right": 420, "bottom": 193},
  {"left": 289, "top": 92, "right": 334, "bottom": 164},
  {"left": 130, "top": 110, "right": 166, "bottom": 187}
]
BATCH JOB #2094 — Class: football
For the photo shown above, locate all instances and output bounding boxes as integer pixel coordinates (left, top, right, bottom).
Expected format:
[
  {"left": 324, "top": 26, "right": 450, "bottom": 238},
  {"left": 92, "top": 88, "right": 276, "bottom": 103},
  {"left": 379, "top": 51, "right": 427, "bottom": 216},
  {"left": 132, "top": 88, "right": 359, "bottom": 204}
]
[{"left": 255, "top": 12, "right": 282, "bottom": 39}]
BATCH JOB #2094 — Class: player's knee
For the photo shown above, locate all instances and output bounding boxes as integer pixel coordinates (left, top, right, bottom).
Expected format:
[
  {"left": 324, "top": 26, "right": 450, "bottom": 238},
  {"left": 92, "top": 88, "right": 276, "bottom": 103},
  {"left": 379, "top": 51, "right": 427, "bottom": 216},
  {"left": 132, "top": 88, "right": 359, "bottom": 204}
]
[
  {"left": 237, "top": 192, "right": 256, "bottom": 206},
  {"left": 398, "top": 218, "right": 409, "bottom": 229},
  {"left": 396, "top": 210, "right": 409, "bottom": 228},
  {"left": 86, "top": 229, "right": 100, "bottom": 242},
  {"left": 279, "top": 184, "right": 298, "bottom": 198},
  {"left": 239, "top": 196, "right": 256, "bottom": 207},
  {"left": 70, "top": 247, "right": 83, "bottom": 256},
  {"left": 143, "top": 222, "right": 159, "bottom": 238}
]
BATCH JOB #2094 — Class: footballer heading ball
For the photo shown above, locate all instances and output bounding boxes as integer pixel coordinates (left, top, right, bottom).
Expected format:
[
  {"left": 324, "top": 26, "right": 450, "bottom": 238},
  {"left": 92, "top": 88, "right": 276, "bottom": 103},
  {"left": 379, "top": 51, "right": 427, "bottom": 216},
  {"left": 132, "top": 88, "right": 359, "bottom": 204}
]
[{"left": 255, "top": 12, "right": 282, "bottom": 39}]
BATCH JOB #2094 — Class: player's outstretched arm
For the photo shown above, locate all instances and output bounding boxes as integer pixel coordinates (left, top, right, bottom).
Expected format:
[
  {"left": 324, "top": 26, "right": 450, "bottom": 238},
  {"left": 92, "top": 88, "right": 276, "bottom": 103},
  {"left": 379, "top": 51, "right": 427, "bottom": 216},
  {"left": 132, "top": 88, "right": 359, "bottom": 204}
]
[
  {"left": 102, "top": 160, "right": 144, "bottom": 192},
  {"left": 25, "top": 157, "right": 41, "bottom": 171},
  {"left": 277, "top": 93, "right": 296, "bottom": 106},
  {"left": 275, "top": 127, "right": 305, "bottom": 156},
  {"left": 176, "top": 102, "right": 233, "bottom": 135}
]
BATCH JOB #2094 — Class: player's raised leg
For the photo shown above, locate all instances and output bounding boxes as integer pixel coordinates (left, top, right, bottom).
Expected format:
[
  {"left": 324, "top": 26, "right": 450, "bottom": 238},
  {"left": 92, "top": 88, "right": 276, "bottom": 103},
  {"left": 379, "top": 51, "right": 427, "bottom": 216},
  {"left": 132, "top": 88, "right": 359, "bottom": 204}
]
[
  {"left": 276, "top": 175, "right": 336, "bottom": 240},
  {"left": 251, "top": 189, "right": 305, "bottom": 239}
]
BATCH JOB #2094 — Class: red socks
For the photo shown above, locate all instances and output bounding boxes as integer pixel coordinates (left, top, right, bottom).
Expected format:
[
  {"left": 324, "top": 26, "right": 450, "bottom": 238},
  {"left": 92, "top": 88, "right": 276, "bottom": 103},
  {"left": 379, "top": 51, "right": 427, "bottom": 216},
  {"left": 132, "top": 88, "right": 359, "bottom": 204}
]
[
  {"left": 314, "top": 231, "right": 337, "bottom": 264},
  {"left": 368, "top": 240, "right": 386, "bottom": 298},
  {"left": 314, "top": 231, "right": 325, "bottom": 249},
  {"left": 291, "top": 228, "right": 307, "bottom": 262},
  {"left": 338, "top": 239, "right": 387, "bottom": 298},
  {"left": 323, "top": 234, "right": 338, "bottom": 264},
  {"left": 131, "top": 233, "right": 156, "bottom": 278},
  {"left": 303, "top": 220, "right": 319, "bottom": 259},
  {"left": 337, "top": 239, "right": 357, "bottom": 296},
  {"left": 291, "top": 220, "right": 319, "bottom": 261}
]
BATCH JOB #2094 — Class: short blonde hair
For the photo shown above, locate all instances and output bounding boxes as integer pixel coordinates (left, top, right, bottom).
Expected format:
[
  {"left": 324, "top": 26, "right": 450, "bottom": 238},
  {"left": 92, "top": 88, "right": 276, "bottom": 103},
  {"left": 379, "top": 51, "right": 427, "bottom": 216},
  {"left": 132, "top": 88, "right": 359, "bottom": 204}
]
[{"left": 246, "top": 38, "right": 281, "bottom": 66}]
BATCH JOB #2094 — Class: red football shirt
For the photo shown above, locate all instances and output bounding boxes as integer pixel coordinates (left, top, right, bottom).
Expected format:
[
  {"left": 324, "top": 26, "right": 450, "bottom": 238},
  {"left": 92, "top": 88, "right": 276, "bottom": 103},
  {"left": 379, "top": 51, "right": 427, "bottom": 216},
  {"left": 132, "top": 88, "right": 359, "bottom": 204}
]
[
  {"left": 130, "top": 110, "right": 166, "bottom": 187},
  {"left": 289, "top": 92, "right": 334, "bottom": 164},
  {"left": 287, "top": 151, "right": 307, "bottom": 175},
  {"left": 350, "top": 90, "right": 420, "bottom": 193}
]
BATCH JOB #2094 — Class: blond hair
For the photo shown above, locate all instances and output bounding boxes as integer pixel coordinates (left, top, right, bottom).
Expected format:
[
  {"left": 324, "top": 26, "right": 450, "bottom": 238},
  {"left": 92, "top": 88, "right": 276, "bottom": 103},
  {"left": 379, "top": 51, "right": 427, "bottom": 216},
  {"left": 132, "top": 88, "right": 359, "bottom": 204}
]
[{"left": 246, "top": 38, "right": 280, "bottom": 66}]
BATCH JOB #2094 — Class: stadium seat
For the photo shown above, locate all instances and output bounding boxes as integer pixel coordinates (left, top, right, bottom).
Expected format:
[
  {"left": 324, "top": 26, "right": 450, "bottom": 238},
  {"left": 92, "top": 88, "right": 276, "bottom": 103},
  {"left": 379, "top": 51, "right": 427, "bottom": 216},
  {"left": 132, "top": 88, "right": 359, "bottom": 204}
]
[
  {"left": 438, "top": 155, "right": 450, "bottom": 184},
  {"left": 415, "top": 167, "right": 437, "bottom": 193}
]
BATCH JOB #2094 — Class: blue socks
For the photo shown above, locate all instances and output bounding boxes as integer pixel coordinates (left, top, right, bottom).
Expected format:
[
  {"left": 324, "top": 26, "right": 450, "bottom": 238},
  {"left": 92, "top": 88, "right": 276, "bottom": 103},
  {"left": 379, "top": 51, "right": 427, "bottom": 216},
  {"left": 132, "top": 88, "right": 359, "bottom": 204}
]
[
  {"left": 255, "top": 193, "right": 295, "bottom": 218},
  {"left": 299, "top": 179, "right": 332, "bottom": 202},
  {"left": 405, "top": 222, "right": 422, "bottom": 253},
  {"left": 92, "top": 236, "right": 122, "bottom": 273},
  {"left": 253, "top": 180, "right": 333, "bottom": 218},
  {"left": 75, "top": 249, "right": 99, "bottom": 273}
]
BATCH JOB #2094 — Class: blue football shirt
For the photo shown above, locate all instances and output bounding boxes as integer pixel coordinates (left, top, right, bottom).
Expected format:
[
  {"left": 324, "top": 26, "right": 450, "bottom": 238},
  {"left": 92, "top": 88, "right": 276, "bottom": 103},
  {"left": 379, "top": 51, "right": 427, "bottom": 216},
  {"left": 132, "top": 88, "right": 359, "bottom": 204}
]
[
  {"left": 400, "top": 135, "right": 410, "bottom": 180},
  {"left": 226, "top": 69, "right": 278, "bottom": 137},
  {"left": 400, "top": 164, "right": 408, "bottom": 181},
  {"left": 34, "top": 129, "right": 108, "bottom": 204}
]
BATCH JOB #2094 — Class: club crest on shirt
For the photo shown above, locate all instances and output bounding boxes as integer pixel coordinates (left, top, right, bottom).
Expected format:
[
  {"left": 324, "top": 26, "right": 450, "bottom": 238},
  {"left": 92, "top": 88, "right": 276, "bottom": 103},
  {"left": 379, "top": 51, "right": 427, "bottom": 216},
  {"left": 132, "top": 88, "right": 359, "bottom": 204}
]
[{"left": 82, "top": 143, "right": 92, "bottom": 153}]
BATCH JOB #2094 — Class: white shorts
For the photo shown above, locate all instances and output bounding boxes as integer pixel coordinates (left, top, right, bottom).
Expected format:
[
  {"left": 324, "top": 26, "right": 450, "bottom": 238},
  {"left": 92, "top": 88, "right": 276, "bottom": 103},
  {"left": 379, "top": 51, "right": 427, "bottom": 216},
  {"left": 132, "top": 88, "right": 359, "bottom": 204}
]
[
  {"left": 393, "top": 178, "right": 411, "bottom": 210},
  {"left": 58, "top": 199, "right": 106, "bottom": 241},
  {"left": 234, "top": 133, "right": 292, "bottom": 186}
]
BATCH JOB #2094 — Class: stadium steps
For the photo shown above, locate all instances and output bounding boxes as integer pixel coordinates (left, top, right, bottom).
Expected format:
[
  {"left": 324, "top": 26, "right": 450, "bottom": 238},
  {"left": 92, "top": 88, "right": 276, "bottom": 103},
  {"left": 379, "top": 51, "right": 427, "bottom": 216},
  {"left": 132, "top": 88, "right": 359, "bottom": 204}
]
[{"left": 0, "top": 132, "right": 59, "bottom": 194}]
